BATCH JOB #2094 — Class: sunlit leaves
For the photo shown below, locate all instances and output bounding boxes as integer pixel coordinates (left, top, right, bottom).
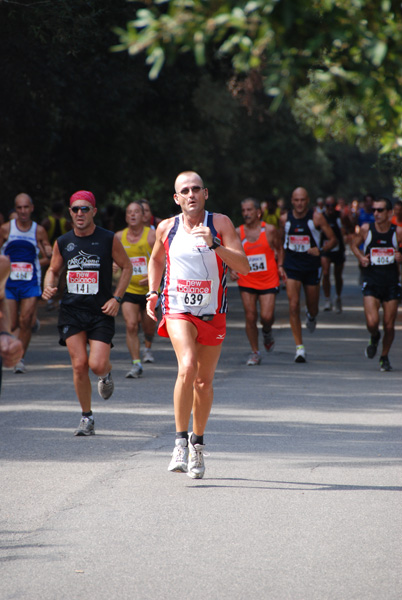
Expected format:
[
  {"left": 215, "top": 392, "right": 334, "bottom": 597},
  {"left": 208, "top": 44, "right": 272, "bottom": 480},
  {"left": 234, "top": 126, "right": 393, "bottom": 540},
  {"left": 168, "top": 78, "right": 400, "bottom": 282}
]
[{"left": 116, "top": 0, "right": 402, "bottom": 155}]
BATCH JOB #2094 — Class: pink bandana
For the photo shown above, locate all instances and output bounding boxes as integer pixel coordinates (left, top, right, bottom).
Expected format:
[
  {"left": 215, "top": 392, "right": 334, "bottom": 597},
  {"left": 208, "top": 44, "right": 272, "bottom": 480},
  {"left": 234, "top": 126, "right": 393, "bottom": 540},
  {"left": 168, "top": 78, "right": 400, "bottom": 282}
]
[{"left": 69, "top": 190, "right": 96, "bottom": 208}]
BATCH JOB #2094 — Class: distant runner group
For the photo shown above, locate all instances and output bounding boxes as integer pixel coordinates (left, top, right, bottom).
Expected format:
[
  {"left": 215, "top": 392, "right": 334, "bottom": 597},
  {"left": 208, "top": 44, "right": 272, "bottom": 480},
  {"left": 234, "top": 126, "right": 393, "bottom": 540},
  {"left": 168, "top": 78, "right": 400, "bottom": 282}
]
[{"left": 1, "top": 177, "right": 401, "bottom": 479}]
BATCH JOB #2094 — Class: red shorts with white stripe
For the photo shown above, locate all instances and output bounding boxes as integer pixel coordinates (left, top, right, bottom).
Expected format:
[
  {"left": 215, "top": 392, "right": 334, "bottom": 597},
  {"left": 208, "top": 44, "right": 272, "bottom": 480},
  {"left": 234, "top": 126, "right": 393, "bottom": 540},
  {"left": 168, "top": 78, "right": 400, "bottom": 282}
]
[{"left": 158, "top": 313, "right": 226, "bottom": 346}]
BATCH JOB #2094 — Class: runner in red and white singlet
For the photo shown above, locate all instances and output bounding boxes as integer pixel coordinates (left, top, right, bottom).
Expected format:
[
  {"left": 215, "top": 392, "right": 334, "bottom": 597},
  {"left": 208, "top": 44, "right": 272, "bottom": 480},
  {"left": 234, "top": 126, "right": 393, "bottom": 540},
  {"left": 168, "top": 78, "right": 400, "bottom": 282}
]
[{"left": 146, "top": 171, "right": 249, "bottom": 479}]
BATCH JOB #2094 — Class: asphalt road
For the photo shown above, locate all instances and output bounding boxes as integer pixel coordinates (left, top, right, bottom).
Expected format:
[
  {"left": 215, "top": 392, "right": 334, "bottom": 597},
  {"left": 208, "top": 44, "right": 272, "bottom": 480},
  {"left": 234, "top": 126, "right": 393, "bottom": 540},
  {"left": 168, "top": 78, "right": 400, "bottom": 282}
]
[{"left": 1, "top": 258, "right": 401, "bottom": 600}]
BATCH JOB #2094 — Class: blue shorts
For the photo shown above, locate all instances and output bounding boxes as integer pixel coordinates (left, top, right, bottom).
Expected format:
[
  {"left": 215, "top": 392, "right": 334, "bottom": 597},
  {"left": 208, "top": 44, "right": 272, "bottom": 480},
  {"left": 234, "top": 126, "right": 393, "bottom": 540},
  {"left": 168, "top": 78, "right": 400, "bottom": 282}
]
[{"left": 6, "top": 283, "right": 42, "bottom": 301}]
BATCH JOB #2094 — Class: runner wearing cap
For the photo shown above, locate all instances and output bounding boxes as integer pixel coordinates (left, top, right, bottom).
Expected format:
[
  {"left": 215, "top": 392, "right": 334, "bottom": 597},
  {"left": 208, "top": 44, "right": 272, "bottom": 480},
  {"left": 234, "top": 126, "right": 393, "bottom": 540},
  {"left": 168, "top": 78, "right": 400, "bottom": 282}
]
[{"left": 42, "top": 190, "right": 132, "bottom": 435}]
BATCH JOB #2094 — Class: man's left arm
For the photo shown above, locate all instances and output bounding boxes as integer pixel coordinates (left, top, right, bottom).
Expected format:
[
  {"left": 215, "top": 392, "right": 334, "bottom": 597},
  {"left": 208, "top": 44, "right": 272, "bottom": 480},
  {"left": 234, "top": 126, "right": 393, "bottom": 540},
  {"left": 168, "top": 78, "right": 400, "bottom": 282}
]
[
  {"left": 36, "top": 225, "right": 53, "bottom": 268},
  {"left": 192, "top": 214, "right": 250, "bottom": 275},
  {"left": 395, "top": 226, "right": 402, "bottom": 263},
  {"left": 312, "top": 212, "right": 337, "bottom": 254},
  {"left": 101, "top": 235, "right": 133, "bottom": 317},
  {"left": 266, "top": 225, "right": 286, "bottom": 281}
]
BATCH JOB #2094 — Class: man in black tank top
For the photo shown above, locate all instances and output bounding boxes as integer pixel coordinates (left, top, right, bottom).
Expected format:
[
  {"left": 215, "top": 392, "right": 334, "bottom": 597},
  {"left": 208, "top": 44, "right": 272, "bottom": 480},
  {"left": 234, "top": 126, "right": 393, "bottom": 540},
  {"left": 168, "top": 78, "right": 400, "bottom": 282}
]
[
  {"left": 320, "top": 196, "right": 346, "bottom": 313},
  {"left": 42, "top": 191, "right": 132, "bottom": 436},
  {"left": 280, "top": 187, "right": 336, "bottom": 363},
  {"left": 351, "top": 197, "right": 402, "bottom": 372}
]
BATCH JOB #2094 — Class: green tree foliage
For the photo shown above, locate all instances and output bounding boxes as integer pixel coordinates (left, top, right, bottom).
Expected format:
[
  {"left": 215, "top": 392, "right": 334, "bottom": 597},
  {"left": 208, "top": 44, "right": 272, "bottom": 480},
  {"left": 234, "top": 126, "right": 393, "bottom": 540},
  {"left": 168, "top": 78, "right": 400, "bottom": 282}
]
[
  {"left": 116, "top": 0, "right": 402, "bottom": 155},
  {"left": 0, "top": 0, "right": 397, "bottom": 223}
]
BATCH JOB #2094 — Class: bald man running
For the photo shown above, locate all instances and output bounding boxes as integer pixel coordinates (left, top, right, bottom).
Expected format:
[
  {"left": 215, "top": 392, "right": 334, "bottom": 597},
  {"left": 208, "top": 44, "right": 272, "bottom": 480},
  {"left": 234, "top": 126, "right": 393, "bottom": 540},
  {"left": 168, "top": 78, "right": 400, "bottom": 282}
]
[
  {"left": 0, "top": 193, "right": 52, "bottom": 373},
  {"left": 280, "top": 187, "right": 336, "bottom": 362}
]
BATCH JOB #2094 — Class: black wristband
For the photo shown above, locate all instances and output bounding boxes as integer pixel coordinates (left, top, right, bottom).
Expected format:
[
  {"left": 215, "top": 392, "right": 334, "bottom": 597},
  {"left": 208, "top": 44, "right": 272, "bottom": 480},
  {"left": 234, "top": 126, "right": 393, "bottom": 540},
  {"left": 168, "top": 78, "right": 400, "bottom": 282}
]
[
  {"left": 0, "top": 331, "right": 14, "bottom": 338},
  {"left": 146, "top": 291, "right": 159, "bottom": 300}
]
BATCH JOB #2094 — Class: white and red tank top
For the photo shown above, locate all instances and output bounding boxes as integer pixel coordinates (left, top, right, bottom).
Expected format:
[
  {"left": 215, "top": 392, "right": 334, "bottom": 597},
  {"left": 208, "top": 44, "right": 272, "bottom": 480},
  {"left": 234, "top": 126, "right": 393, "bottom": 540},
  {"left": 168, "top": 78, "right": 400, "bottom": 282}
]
[{"left": 161, "top": 212, "right": 228, "bottom": 316}]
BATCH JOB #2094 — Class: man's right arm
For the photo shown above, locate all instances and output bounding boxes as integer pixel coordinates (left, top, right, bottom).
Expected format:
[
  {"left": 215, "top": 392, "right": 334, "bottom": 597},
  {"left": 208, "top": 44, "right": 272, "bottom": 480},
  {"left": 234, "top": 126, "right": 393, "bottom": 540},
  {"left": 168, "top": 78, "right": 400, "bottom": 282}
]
[
  {"left": 42, "top": 241, "right": 64, "bottom": 299},
  {"left": 146, "top": 220, "right": 169, "bottom": 321},
  {"left": 350, "top": 224, "right": 370, "bottom": 267}
]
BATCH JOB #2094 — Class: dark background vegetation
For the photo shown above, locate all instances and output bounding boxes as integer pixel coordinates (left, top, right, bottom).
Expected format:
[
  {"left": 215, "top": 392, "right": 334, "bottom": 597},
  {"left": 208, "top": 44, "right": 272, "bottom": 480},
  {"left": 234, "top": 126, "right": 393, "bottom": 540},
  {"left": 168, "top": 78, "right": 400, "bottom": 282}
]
[{"left": 1, "top": 1, "right": 397, "bottom": 226}]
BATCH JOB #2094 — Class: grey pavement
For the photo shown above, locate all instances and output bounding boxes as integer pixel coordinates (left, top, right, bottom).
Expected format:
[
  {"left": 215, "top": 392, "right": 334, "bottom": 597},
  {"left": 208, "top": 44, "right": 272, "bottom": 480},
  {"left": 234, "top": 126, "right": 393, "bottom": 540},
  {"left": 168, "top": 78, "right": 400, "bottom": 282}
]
[{"left": 1, "top": 258, "right": 401, "bottom": 600}]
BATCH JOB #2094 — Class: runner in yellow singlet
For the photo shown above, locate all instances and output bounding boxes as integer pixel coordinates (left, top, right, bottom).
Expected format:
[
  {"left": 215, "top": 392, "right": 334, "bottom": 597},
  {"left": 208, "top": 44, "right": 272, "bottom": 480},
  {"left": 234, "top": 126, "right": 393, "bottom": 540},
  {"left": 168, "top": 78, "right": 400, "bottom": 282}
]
[{"left": 116, "top": 202, "right": 156, "bottom": 378}]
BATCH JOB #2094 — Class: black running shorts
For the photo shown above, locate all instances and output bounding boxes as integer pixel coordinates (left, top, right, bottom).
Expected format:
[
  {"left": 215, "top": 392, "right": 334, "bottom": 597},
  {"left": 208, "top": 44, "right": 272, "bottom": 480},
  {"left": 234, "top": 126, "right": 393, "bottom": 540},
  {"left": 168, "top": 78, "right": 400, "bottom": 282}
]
[
  {"left": 362, "top": 281, "right": 401, "bottom": 302},
  {"left": 122, "top": 291, "right": 147, "bottom": 310},
  {"left": 284, "top": 267, "right": 322, "bottom": 286},
  {"left": 58, "top": 304, "right": 115, "bottom": 346}
]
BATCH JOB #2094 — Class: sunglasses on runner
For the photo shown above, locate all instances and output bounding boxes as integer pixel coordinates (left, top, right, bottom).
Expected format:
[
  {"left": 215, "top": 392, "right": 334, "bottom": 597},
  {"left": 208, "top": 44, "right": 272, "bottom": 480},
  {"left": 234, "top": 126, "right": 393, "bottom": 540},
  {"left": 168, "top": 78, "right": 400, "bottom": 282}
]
[
  {"left": 71, "top": 206, "right": 92, "bottom": 213},
  {"left": 177, "top": 186, "right": 204, "bottom": 196},
  {"left": 373, "top": 208, "right": 385, "bottom": 213}
]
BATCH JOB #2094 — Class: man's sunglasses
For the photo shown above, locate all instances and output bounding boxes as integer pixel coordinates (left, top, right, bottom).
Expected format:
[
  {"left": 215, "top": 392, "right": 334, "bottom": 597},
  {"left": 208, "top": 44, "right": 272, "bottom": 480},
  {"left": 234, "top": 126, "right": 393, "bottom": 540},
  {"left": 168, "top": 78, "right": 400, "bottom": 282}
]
[
  {"left": 71, "top": 206, "right": 92, "bottom": 213},
  {"left": 176, "top": 186, "right": 204, "bottom": 196},
  {"left": 373, "top": 208, "right": 385, "bottom": 213}
]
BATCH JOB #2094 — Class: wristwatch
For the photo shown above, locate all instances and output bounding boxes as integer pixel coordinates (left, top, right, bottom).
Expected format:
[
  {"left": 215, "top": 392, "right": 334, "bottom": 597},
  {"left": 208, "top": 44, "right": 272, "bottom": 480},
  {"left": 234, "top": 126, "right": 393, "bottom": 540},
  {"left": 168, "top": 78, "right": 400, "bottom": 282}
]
[
  {"left": 146, "top": 290, "right": 159, "bottom": 299},
  {"left": 209, "top": 236, "right": 221, "bottom": 250},
  {"left": 113, "top": 296, "right": 122, "bottom": 303}
]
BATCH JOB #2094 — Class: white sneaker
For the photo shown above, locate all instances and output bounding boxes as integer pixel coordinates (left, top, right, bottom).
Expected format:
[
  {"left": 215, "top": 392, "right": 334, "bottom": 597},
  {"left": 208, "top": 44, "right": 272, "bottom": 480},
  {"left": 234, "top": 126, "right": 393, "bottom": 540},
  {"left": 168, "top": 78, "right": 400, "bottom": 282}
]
[
  {"left": 14, "top": 359, "right": 26, "bottom": 374},
  {"left": 168, "top": 438, "right": 189, "bottom": 472},
  {"left": 97, "top": 372, "right": 114, "bottom": 399},
  {"left": 143, "top": 348, "right": 154, "bottom": 363},
  {"left": 305, "top": 311, "right": 317, "bottom": 333},
  {"left": 125, "top": 363, "right": 143, "bottom": 378},
  {"left": 246, "top": 351, "right": 261, "bottom": 366},
  {"left": 187, "top": 436, "right": 206, "bottom": 479},
  {"left": 294, "top": 346, "right": 306, "bottom": 363},
  {"left": 74, "top": 416, "right": 95, "bottom": 436},
  {"left": 323, "top": 299, "right": 332, "bottom": 311},
  {"left": 335, "top": 297, "right": 342, "bottom": 314}
]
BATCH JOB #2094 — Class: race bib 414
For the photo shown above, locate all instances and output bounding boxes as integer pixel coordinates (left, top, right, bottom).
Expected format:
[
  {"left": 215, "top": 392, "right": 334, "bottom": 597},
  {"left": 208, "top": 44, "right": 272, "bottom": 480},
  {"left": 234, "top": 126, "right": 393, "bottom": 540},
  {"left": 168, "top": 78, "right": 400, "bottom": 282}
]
[{"left": 10, "top": 262, "right": 33, "bottom": 281}]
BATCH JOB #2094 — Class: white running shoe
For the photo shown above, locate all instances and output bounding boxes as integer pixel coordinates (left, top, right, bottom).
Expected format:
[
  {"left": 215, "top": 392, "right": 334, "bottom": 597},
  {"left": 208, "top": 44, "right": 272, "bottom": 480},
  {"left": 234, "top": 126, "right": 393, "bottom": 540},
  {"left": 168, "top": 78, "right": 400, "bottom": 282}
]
[
  {"left": 142, "top": 348, "right": 154, "bottom": 363},
  {"left": 187, "top": 438, "right": 206, "bottom": 479},
  {"left": 74, "top": 416, "right": 95, "bottom": 436},
  {"left": 294, "top": 346, "right": 306, "bottom": 363},
  {"left": 335, "top": 296, "right": 342, "bottom": 314},
  {"left": 14, "top": 359, "right": 26, "bottom": 374},
  {"left": 168, "top": 438, "right": 189, "bottom": 473},
  {"left": 246, "top": 351, "right": 261, "bottom": 366},
  {"left": 97, "top": 372, "right": 114, "bottom": 399},
  {"left": 125, "top": 363, "right": 143, "bottom": 378},
  {"left": 305, "top": 311, "right": 317, "bottom": 333},
  {"left": 323, "top": 299, "right": 332, "bottom": 311}
]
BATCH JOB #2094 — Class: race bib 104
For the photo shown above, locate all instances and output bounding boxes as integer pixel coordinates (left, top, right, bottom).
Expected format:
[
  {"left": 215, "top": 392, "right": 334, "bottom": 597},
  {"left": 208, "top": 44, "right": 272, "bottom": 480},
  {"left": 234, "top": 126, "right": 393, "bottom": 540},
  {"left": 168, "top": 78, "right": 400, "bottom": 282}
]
[
  {"left": 288, "top": 235, "right": 311, "bottom": 252},
  {"left": 370, "top": 248, "right": 395, "bottom": 265},
  {"left": 248, "top": 254, "right": 267, "bottom": 272},
  {"left": 176, "top": 279, "right": 212, "bottom": 307},
  {"left": 10, "top": 262, "right": 33, "bottom": 281},
  {"left": 130, "top": 256, "right": 148, "bottom": 276},
  {"left": 67, "top": 270, "right": 99, "bottom": 294}
]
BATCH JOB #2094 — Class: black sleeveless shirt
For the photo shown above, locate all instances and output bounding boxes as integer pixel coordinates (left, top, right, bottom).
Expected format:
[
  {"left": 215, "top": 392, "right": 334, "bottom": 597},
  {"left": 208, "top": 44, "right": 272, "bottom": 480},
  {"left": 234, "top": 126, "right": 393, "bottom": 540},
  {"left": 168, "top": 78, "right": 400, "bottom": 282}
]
[
  {"left": 362, "top": 223, "right": 399, "bottom": 286},
  {"left": 57, "top": 227, "right": 114, "bottom": 313},
  {"left": 283, "top": 209, "right": 321, "bottom": 271}
]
